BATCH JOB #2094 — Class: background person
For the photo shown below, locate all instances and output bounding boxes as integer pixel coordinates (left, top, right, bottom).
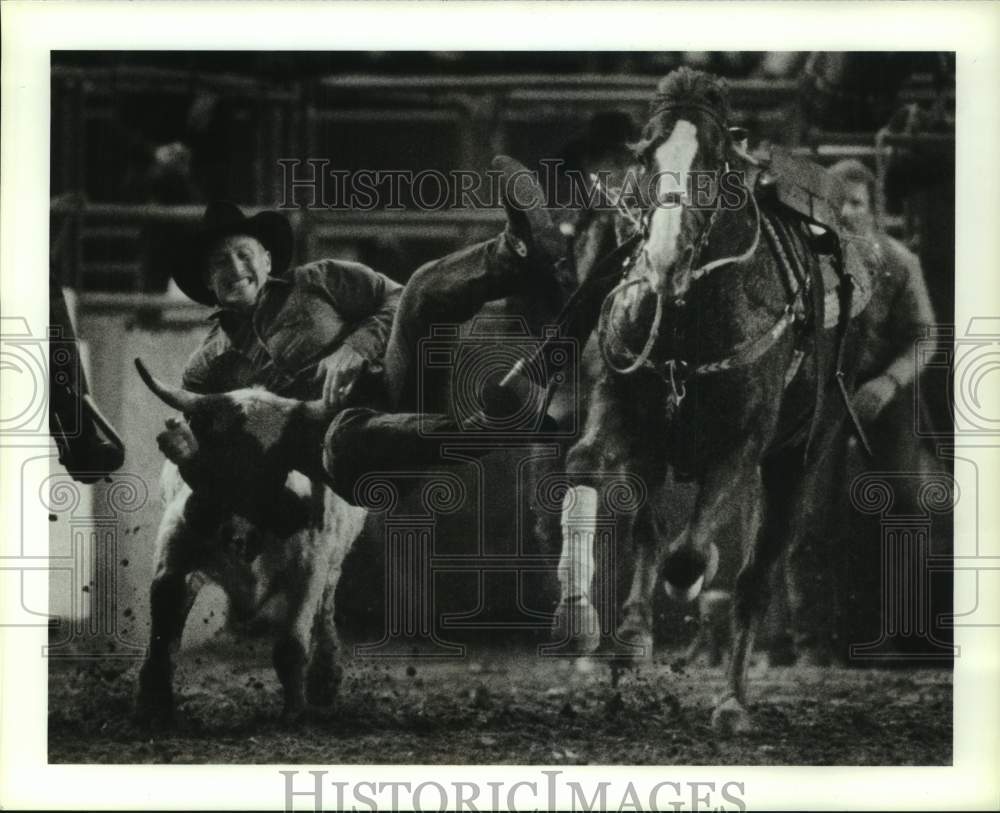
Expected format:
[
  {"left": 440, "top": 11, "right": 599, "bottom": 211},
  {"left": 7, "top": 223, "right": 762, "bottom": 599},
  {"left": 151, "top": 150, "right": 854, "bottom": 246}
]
[{"left": 778, "top": 158, "right": 939, "bottom": 665}]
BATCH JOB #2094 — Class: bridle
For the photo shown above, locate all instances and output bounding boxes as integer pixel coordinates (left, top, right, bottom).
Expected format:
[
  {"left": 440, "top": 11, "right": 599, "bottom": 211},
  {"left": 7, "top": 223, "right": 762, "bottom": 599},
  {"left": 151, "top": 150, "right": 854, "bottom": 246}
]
[{"left": 597, "top": 104, "right": 764, "bottom": 399}]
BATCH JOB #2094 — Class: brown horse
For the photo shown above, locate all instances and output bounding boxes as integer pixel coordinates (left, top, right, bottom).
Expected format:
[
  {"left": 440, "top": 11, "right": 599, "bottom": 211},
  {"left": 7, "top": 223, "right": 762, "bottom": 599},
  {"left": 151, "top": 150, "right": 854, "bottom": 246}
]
[{"left": 552, "top": 67, "right": 876, "bottom": 733}]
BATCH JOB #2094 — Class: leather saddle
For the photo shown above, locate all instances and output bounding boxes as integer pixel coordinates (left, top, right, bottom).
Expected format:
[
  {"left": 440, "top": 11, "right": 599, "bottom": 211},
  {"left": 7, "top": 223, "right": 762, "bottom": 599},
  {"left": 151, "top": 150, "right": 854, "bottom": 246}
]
[{"left": 751, "top": 148, "right": 876, "bottom": 458}]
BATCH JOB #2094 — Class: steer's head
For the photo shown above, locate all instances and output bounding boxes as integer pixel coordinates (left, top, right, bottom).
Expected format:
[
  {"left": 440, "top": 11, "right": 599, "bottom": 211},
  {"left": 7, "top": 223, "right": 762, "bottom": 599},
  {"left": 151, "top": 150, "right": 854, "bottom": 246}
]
[{"left": 135, "top": 358, "right": 332, "bottom": 494}]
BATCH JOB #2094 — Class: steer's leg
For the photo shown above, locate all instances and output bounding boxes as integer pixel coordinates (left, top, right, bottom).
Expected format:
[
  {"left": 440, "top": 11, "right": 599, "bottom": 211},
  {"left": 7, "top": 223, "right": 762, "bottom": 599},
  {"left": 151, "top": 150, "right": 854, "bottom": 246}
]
[
  {"left": 305, "top": 579, "right": 342, "bottom": 708},
  {"left": 273, "top": 478, "right": 340, "bottom": 722},
  {"left": 306, "top": 489, "right": 366, "bottom": 708},
  {"left": 135, "top": 481, "right": 206, "bottom": 726}
]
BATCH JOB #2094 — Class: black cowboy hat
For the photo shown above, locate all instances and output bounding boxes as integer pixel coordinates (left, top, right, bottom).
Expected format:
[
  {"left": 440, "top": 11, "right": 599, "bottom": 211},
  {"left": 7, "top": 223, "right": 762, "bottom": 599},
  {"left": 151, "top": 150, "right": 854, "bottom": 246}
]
[{"left": 174, "top": 201, "right": 294, "bottom": 306}]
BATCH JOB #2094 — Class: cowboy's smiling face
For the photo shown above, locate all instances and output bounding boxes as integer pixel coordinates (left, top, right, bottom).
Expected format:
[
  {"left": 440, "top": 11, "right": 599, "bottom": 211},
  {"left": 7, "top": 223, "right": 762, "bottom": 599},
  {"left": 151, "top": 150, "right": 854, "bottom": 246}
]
[{"left": 205, "top": 233, "right": 272, "bottom": 311}]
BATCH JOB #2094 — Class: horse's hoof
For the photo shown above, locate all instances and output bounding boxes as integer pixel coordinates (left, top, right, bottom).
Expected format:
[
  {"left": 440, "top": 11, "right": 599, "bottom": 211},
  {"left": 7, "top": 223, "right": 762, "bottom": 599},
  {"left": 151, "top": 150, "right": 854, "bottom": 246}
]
[
  {"left": 711, "top": 696, "right": 753, "bottom": 735},
  {"left": 662, "top": 543, "right": 718, "bottom": 603},
  {"left": 664, "top": 573, "right": 704, "bottom": 603},
  {"left": 305, "top": 681, "right": 338, "bottom": 708},
  {"left": 552, "top": 597, "right": 601, "bottom": 653},
  {"left": 613, "top": 611, "right": 654, "bottom": 664},
  {"left": 768, "top": 639, "right": 799, "bottom": 668}
]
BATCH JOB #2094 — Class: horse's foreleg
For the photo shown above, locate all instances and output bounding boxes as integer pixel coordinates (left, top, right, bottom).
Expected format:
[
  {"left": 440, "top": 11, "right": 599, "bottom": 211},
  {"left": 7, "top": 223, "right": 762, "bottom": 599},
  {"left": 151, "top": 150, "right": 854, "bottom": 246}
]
[
  {"left": 661, "top": 440, "right": 764, "bottom": 602},
  {"left": 552, "top": 376, "right": 662, "bottom": 654},
  {"left": 615, "top": 502, "right": 667, "bottom": 660},
  {"left": 551, "top": 479, "right": 605, "bottom": 653},
  {"left": 713, "top": 448, "right": 795, "bottom": 734}
]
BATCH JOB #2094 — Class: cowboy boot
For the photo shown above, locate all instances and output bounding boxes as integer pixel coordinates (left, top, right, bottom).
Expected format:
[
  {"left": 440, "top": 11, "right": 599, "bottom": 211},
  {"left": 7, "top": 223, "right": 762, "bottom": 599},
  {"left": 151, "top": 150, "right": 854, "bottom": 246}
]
[
  {"left": 491, "top": 156, "right": 572, "bottom": 312},
  {"left": 461, "top": 377, "right": 560, "bottom": 435},
  {"left": 492, "top": 155, "right": 565, "bottom": 270}
]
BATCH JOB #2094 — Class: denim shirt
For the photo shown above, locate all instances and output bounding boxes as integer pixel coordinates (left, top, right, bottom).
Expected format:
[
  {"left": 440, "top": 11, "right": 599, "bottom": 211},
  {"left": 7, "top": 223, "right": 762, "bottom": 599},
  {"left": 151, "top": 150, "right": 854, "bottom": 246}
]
[
  {"left": 182, "top": 259, "right": 402, "bottom": 400},
  {"left": 855, "top": 233, "right": 935, "bottom": 388}
]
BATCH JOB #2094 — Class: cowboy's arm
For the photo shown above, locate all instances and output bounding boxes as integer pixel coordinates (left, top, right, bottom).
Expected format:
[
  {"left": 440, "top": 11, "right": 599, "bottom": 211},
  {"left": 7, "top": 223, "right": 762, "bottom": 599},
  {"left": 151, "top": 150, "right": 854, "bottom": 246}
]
[
  {"left": 306, "top": 259, "right": 403, "bottom": 362},
  {"left": 180, "top": 322, "right": 229, "bottom": 394},
  {"left": 853, "top": 248, "right": 935, "bottom": 424},
  {"left": 882, "top": 250, "right": 935, "bottom": 391},
  {"left": 305, "top": 260, "right": 403, "bottom": 406}
]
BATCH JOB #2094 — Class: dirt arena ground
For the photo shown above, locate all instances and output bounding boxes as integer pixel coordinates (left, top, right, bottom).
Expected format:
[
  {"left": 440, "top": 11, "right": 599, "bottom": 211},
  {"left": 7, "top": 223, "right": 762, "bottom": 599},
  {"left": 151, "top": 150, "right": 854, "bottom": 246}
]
[{"left": 49, "top": 637, "right": 951, "bottom": 765}]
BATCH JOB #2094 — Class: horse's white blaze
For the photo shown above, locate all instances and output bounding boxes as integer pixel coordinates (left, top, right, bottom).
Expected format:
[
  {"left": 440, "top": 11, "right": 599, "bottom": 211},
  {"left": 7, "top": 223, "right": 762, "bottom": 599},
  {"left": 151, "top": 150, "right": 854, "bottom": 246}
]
[
  {"left": 645, "top": 120, "right": 699, "bottom": 282},
  {"left": 559, "top": 485, "right": 599, "bottom": 602}
]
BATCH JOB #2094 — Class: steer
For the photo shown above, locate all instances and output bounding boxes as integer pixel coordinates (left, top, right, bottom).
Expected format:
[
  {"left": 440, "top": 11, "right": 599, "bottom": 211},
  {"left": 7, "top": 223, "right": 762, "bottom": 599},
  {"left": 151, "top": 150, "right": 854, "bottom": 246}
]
[{"left": 132, "top": 358, "right": 367, "bottom": 725}]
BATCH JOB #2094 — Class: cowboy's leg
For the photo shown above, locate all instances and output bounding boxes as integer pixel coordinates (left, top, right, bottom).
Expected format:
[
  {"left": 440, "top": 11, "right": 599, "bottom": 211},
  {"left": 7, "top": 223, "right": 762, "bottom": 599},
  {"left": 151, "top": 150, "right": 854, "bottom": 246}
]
[
  {"left": 321, "top": 159, "right": 566, "bottom": 499},
  {"left": 382, "top": 156, "right": 565, "bottom": 410},
  {"left": 382, "top": 238, "right": 517, "bottom": 409},
  {"left": 322, "top": 157, "right": 570, "bottom": 505},
  {"left": 322, "top": 407, "right": 471, "bottom": 505}
]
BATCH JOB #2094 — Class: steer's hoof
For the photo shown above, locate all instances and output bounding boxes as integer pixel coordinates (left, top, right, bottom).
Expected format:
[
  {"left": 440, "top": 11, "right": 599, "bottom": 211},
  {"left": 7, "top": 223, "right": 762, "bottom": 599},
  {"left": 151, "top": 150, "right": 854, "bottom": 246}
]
[
  {"left": 134, "top": 673, "right": 176, "bottom": 729},
  {"left": 306, "top": 664, "right": 342, "bottom": 708},
  {"left": 711, "top": 696, "right": 753, "bottom": 735},
  {"left": 280, "top": 702, "right": 307, "bottom": 726},
  {"left": 551, "top": 597, "right": 601, "bottom": 654},
  {"left": 133, "top": 695, "right": 175, "bottom": 730}
]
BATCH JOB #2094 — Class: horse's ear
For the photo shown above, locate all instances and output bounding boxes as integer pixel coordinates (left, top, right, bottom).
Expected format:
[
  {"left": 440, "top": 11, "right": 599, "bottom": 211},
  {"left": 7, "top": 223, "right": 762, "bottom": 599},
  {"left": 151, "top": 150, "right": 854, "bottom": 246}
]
[{"left": 702, "top": 75, "right": 731, "bottom": 121}]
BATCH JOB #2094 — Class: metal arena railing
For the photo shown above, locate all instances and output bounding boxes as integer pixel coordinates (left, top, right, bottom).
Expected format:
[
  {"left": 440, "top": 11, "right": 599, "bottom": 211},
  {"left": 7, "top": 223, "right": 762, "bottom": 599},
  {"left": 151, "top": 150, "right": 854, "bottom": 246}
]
[{"left": 50, "top": 68, "right": 941, "bottom": 291}]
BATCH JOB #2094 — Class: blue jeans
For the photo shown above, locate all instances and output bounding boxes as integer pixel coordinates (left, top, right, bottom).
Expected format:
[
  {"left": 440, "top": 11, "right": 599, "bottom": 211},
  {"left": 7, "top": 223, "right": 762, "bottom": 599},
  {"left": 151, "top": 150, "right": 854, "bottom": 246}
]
[{"left": 323, "top": 233, "right": 565, "bottom": 503}]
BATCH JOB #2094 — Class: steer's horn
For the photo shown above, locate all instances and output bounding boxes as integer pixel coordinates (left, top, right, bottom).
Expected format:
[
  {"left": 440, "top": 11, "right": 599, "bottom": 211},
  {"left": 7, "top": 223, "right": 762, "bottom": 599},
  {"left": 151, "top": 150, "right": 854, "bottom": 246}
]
[{"left": 134, "top": 358, "right": 205, "bottom": 413}]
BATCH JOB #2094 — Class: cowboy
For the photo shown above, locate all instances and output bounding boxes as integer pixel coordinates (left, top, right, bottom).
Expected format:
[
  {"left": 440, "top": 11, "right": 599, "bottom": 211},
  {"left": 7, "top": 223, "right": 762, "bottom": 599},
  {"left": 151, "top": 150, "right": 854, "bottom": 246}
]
[
  {"left": 316, "top": 156, "right": 569, "bottom": 499},
  {"left": 831, "top": 159, "right": 936, "bottom": 429},
  {"left": 779, "top": 158, "right": 937, "bottom": 665},
  {"left": 160, "top": 156, "right": 566, "bottom": 491},
  {"left": 174, "top": 200, "right": 400, "bottom": 407}
]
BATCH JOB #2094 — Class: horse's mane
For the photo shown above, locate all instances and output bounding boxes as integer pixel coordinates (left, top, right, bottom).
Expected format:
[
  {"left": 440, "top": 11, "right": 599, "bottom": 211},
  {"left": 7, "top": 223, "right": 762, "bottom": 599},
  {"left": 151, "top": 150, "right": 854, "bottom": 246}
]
[{"left": 633, "top": 67, "right": 731, "bottom": 159}]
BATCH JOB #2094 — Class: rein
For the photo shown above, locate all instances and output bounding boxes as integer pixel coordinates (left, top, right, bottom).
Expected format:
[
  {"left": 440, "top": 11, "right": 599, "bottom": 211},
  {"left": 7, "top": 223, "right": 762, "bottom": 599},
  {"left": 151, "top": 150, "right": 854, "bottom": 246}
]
[{"left": 597, "top": 181, "right": 771, "bottom": 398}]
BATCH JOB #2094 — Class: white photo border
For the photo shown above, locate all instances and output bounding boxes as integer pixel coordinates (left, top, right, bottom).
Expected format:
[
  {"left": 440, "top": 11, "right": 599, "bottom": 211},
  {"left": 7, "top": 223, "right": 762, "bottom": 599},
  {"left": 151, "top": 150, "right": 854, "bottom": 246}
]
[{"left": 2, "top": 1, "right": 998, "bottom": 809}]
